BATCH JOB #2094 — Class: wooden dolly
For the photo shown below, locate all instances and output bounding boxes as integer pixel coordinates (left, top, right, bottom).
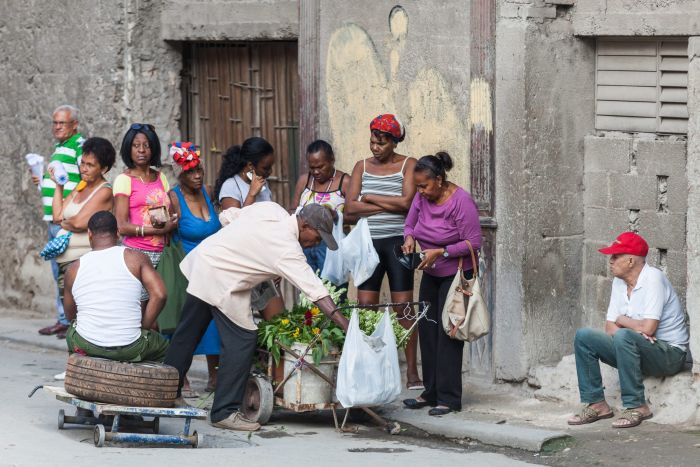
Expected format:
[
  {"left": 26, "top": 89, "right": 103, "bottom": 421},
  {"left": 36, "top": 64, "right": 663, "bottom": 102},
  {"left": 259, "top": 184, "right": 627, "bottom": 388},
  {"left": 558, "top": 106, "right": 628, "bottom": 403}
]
[{"left": 42, "top": 386, "right": 207, "bottom": 448}]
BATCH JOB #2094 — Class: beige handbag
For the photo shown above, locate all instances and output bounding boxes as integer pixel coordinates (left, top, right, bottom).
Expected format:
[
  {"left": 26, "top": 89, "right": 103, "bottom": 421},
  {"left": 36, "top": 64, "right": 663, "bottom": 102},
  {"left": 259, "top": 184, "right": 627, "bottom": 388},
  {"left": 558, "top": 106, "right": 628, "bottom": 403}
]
[{"left": 441, "top": 240, "right": 490, "bottom": 342}]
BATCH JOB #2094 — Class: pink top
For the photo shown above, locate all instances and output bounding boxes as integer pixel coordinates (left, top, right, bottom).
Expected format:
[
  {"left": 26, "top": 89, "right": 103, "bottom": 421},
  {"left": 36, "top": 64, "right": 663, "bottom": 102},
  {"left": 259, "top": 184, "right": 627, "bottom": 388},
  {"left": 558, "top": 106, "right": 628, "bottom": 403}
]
[{"left": 113, "top": 172, "right": 171, "bottom": 251}]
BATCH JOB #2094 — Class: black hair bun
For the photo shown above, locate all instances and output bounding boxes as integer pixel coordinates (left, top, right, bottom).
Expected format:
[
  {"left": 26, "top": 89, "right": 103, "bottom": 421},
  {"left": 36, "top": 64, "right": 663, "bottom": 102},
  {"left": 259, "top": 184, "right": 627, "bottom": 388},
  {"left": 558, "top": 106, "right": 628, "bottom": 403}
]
[{"left": 435, "top": 151, "right": 453, "bottom": 172}]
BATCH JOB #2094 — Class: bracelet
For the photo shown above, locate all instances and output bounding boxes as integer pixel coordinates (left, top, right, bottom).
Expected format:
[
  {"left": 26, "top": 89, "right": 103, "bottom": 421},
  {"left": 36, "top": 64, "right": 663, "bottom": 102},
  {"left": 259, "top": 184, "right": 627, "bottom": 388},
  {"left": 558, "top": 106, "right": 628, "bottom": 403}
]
[{"left": 358, "top": 194, "right": 364, "bottom": 203}]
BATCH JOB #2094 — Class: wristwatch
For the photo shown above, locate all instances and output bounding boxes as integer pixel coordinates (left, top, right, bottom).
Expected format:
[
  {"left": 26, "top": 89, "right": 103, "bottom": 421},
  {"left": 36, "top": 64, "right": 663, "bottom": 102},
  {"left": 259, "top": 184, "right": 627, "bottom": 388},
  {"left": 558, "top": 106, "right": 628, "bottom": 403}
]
[{"left": 442, "top": 248, "right": 449, "bottom": 258}]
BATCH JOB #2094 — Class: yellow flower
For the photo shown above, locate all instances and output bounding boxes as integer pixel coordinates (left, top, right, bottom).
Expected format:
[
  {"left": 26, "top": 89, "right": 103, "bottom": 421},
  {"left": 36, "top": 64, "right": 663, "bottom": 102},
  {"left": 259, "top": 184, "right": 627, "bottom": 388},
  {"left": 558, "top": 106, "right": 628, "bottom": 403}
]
[
  {"left": 310, "top": 307, "right": 321, "bottom": 316},
  {"left": 281, "top": 319, "right": 290, "bottom": 326},
  {"left": 312, "top": 327, "right": 320, "bottom": 335},
  {"left": 293, "top": 328, "right": 300, "bottom": 338}
]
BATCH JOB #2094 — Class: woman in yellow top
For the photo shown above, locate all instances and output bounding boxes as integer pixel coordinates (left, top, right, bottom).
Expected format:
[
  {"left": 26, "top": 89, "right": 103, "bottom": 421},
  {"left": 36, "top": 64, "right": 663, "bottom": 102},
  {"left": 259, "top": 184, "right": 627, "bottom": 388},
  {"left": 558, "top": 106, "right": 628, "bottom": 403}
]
[{"left": 50, "top": 137, "right": 115, "bottom": 339}]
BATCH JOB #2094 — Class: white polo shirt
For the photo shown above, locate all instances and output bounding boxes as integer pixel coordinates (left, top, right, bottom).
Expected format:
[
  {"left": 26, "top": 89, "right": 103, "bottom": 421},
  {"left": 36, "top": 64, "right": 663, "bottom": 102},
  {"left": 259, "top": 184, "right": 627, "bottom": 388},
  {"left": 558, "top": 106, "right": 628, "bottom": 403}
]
[{"left": 606, "top": 263, "right": 689, "bottom": 351}]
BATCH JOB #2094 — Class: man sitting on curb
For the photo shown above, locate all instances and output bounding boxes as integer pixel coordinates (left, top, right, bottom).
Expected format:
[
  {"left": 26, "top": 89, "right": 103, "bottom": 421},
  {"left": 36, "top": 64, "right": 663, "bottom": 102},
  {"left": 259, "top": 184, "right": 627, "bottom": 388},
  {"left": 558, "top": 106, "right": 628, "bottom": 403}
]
[
  {"left": 568, "top": 232, "right": 689, "bottom": 428},
  {"left": 63, "top": 211, "right": 170, "bottom": 362}
]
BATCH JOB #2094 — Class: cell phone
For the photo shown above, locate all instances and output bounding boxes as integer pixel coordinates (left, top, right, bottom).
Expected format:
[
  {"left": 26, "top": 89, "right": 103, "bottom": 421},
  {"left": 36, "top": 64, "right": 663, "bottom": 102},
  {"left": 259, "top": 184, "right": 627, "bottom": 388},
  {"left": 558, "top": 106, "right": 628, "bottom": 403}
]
[{"left": 148, "top": 206, "right": 168, "bottom": 224}]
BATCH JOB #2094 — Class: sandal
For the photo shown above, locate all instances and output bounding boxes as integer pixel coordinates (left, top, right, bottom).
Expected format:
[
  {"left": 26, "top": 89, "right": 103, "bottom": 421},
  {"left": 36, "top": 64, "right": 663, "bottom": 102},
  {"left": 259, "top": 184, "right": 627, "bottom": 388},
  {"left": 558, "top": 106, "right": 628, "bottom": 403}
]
[
  {"left": 406, "top": 380, "right": 425, "bottom": 391},
  {"left": 181, "top": 388, "right": 200, "bottom": 399},
  {"left": 612, "top": 408, "right": 653, "bottom": 429},
  {"left": 567, "top": 404, "right": 614, "bottom": 425}
]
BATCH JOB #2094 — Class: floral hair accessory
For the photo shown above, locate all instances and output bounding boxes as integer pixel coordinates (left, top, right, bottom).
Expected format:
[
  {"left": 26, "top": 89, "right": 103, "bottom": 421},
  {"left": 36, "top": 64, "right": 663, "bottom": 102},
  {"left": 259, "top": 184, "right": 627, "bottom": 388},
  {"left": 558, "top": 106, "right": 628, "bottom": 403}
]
[
  {"left": 369, "top": 114, "right": 405, "bottom": 141},
  {"left": 169, "top": 141, "right": 201, "bottom": 173}
]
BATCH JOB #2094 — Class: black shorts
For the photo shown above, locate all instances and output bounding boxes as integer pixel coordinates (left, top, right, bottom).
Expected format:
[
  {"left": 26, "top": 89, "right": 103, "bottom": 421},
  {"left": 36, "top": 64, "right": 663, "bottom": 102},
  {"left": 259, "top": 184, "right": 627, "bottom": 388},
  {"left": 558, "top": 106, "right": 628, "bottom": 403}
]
[{"left": 357, "top": 235, "right": 414, "bottom": 292}]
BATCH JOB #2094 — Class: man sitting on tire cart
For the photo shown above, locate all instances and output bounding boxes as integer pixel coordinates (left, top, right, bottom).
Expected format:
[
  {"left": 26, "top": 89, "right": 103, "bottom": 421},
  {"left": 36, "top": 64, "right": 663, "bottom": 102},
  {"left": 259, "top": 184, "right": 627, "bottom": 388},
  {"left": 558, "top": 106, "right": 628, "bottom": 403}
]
[
  {"left": 62, "top": 211, "right": 170, "bottom": 362},
  {"left": 165, "top": 202, "right": 350, "bottom": 432}
]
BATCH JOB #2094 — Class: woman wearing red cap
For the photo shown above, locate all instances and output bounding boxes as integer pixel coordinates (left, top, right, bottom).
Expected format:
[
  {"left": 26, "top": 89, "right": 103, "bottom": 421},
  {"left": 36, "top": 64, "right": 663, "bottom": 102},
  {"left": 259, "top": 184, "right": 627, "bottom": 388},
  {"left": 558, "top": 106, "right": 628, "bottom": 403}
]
[{"left": 346, "top": 114, "right": 421, "bottom": 390}]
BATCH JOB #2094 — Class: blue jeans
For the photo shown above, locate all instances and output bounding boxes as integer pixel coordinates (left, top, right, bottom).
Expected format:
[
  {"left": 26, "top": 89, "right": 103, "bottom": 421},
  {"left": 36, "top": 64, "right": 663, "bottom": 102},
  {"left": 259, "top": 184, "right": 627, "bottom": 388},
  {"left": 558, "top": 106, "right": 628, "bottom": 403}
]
[
  {"left": 48, "top": 222, "right": 69, "bottom": 325},
  {"left": 574, "top": 328, "right": 686, "bottom": 408},
  {"left": 303, "top": 240, "right": 327, "bottom": 275}
]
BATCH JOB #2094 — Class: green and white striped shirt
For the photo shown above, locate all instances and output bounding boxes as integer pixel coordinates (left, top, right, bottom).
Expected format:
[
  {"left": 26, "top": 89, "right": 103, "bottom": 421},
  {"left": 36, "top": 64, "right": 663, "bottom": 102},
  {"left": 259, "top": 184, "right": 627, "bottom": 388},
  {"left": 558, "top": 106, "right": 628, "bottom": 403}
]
[{"left": 41, "top": 133, "right": 84, "bottom": 221}]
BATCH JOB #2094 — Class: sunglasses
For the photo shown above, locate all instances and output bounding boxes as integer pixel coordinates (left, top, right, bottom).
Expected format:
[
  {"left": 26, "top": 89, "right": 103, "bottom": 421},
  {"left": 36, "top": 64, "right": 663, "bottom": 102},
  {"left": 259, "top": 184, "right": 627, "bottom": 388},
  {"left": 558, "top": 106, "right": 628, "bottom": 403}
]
[{"left": 130, "top": 123, "right": 155, "bottom": 131}]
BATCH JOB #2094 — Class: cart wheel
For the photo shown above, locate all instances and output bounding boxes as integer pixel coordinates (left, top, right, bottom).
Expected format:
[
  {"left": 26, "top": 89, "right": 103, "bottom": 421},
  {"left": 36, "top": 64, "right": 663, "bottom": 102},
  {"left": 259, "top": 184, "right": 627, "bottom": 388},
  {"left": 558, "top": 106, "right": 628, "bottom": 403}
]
[
  {"left": 94, "top": 424, "right": 106, "bottom": 447},
  {"left": 242, "top": 374, "right": 274, "bottom": 425},
  {"left": 152, "top": 416, "right": 160, "bottom": 434},
  {"left": 58, "top": 409, "right": 65, "bottom": 429},
  {"left": 192, "top": 431, "right": 202, "bottom": 448}
]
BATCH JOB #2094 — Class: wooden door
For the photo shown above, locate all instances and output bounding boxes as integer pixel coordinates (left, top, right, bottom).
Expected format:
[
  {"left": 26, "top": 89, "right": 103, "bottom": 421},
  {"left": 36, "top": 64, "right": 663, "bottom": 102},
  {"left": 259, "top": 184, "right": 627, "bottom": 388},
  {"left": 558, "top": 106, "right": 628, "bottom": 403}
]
[{"left": 181, "top": 42, "right": 299, "bottom": 207}]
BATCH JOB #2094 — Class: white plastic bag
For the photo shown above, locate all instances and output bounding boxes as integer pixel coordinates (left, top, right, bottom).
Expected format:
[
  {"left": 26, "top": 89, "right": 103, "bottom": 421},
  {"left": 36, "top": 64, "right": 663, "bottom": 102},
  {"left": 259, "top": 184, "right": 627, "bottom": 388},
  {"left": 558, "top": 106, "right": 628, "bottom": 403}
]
[
  {"left": 320, "top": 212, "right": 348, "bottom": 285},
  {"left": 340, "top": 218, "right": 379, "bottom": 286},
  {"left": 336, "top": 309, "right": 401, "bottom": 408}
]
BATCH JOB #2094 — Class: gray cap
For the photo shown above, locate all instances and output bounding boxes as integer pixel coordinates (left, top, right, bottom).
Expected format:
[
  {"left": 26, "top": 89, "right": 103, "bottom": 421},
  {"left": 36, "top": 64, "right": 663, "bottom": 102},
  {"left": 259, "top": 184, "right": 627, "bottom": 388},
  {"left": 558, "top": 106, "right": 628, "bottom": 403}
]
[{"left": 298, "top": 204, "right": 338, "bottom": 250}]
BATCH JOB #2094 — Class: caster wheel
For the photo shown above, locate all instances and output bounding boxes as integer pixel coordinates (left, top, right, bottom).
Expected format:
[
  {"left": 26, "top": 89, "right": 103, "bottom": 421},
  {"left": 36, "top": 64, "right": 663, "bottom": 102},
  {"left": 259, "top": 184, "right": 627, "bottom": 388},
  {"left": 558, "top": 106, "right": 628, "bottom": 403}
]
[
  {"left": 58, "top": 409, "right": 65, "bottom": 429},
  {"left": 192, "top": 431, "right": 202, "bottom": 448},
  {"left": 243, "top": 374, "right": 274, "bottom": 425},
  {"left": 152, "top": 416, "right": 160, "bottom": 434},
  {"left": 93, "top": 424, "right": 106, "bottom": 447}
]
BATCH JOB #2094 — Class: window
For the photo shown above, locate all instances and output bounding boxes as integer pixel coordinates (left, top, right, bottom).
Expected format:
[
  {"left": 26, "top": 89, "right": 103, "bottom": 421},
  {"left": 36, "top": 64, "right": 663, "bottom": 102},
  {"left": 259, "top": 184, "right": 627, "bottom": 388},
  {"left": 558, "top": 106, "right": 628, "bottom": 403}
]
[{"left": 595, "top": 39, "right": 688, "bottom": 134}]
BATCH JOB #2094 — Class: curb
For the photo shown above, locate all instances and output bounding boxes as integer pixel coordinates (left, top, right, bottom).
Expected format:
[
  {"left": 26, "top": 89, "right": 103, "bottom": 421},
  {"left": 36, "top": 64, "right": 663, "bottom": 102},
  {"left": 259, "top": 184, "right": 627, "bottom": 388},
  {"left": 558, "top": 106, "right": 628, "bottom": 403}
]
[{"left": 384, "top": 408, "right": 572, "bottom": 452}]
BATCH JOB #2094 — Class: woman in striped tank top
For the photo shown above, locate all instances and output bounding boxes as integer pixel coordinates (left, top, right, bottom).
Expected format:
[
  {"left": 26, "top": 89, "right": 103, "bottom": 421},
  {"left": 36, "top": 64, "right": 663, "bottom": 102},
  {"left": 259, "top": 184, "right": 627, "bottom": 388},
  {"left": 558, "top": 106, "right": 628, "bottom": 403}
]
[{"left": 346, "top": 114, "right": 422, "bottom": 390}]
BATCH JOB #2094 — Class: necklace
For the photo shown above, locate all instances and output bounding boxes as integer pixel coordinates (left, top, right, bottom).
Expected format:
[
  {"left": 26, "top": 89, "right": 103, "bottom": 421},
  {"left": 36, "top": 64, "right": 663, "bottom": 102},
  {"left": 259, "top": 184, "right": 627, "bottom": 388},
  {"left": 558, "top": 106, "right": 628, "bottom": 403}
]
[
  {"left": 311, "top": 169, "right": 336, "bottom": 192},
  {"left": 136, "top": 168, "right": 151, "bottom": 183}
]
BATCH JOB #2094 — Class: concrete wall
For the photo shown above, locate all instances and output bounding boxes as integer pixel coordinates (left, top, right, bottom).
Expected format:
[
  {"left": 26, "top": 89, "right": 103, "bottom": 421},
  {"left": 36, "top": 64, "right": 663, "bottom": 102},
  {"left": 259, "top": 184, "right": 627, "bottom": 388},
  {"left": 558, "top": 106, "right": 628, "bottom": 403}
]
[
  {"left": 687, "top": 36, "right": 700, "bottom": 374},
  {"left": 574, "top": 0, "right": 700, "bottom": 36},
  {"left": 582, "top": 135, "right": 688, "bottom": 328},
  {"left": 161, "top": 0, "right": 299, "bottom": 40},
  {"left": 317, "top": 1, "right": 472, "bottom": 191},
  {"left": 0, "top": 0, "right": 181, "bottom": 314},
  {"left": 494, "top": 0, "right": 595, "bottom": 380}
]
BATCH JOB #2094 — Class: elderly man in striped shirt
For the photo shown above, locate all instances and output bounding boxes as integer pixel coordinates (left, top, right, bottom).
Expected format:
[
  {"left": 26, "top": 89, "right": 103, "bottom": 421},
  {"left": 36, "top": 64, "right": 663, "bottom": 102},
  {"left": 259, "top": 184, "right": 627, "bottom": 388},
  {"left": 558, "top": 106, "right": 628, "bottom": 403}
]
[{"left": 34, "top": 105, "right": 84, "bottom": 339}]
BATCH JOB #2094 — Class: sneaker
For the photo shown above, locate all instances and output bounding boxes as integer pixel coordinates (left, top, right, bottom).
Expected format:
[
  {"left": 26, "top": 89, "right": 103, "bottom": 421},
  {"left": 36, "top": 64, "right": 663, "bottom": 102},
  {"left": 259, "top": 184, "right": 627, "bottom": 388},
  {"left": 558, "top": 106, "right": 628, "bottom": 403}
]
[
  {"left": 54, "top": 371, "right": 66, "bottom": 381},
  {"left": 211, "top": 412, "right": 260, "bottom": 431}
]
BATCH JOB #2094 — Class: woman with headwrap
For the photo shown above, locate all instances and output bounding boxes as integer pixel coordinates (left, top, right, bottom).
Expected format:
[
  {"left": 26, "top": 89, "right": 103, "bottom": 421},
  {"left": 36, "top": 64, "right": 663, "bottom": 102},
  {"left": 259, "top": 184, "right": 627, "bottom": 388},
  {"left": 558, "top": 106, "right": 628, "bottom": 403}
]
[
  {"left": 345, "top": 114, "right": 422, "bottom": 390},
  {"left": 166, "top": 142, "right": 222, "bottom": 395}
]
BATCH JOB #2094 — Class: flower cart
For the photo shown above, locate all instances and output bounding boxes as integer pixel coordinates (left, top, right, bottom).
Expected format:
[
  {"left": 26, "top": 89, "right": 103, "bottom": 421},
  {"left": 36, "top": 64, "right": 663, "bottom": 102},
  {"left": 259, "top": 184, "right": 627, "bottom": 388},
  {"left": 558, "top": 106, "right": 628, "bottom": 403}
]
[{"left": 243, "top": 288, "right": 430, "bottom": 434}]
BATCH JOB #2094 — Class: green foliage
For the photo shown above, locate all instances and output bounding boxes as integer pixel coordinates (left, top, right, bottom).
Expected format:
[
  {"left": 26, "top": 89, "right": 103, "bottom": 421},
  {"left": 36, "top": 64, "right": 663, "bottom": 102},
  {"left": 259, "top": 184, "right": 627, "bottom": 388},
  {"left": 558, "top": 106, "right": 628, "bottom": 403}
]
[{"left": 258, "top": 279, "right": 410, "bottom": 366}]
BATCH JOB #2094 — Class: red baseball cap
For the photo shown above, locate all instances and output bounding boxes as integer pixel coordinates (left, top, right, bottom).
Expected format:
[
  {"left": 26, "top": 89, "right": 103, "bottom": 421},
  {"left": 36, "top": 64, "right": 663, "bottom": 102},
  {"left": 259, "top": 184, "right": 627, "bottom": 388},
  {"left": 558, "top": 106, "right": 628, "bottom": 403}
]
[{"left": 598, "top": 232, "right": 649, "bottom": 257}]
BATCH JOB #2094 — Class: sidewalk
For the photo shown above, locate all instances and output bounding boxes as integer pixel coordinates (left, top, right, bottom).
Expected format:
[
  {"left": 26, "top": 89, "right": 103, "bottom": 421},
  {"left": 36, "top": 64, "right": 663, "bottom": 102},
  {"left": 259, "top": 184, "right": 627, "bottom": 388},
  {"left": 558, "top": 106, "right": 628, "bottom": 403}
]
[{"left": 3, "top": 313, "right": 699, "bottom": 460}]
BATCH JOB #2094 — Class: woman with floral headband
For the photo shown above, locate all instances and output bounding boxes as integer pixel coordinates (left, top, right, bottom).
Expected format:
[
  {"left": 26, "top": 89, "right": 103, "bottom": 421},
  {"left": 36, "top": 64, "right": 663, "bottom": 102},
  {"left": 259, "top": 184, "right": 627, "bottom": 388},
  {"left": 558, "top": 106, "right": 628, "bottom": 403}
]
[
  {"left": 167, "top": 141, "right": 222, "bottom": 395},
  {"left": 345, "top": 114, "right": 421, "bottom": 390}
]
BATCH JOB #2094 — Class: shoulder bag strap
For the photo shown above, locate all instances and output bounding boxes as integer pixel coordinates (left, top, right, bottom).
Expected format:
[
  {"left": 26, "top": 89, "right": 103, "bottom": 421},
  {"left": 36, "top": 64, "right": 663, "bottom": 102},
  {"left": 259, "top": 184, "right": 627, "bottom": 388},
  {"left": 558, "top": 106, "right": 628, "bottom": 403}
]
[{"left": 464, "top": 240, "right": 478, "bottom": 275}]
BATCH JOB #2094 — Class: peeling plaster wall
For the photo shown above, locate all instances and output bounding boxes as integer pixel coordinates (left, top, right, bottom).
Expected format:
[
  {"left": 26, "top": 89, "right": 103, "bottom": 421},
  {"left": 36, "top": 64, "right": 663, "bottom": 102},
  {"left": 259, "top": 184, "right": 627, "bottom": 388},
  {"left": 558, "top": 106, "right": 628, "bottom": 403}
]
[
  {"left": 495, "top": 3, "right": 595, "bottom": 380},
  {"left": 574, "top": 0, "right": 700, "bottom": 36},
  {"left": 318, "top": 1, "right": 471, "bottom": 191},
  {"left": 0, "top": 0, "right": 181, "bottom": 315}
]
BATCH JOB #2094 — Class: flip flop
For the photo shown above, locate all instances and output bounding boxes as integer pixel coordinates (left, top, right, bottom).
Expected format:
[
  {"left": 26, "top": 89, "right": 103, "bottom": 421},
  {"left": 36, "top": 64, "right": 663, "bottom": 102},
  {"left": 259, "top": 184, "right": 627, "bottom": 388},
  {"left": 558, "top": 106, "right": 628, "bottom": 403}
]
[
  {"left": 567, "top": 405, "right": 614, "bottom": 425},
  {"left": 181, "top": 388, "right": 200, "bottom": 399},
  {"left": 406, "top": 380, "right": 425, "bottom": 391},
  {"left": 612, "top": 409, "right": 653, "bottom": 429}
]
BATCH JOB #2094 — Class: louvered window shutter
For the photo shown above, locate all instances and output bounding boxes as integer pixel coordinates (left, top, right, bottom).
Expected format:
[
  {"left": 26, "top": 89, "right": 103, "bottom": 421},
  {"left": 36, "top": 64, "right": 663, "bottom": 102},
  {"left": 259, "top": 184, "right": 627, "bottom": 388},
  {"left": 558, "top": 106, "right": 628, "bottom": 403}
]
[{"left": 595, "top": 39, "right": 688, "bottom": 134}]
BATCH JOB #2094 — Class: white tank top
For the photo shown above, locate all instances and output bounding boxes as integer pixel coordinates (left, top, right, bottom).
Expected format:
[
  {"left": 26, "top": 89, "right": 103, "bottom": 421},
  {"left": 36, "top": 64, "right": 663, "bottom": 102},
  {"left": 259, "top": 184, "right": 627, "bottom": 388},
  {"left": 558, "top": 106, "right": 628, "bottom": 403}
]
[{"left": 73, "top": 246, "right": 143, "bottom": 346}]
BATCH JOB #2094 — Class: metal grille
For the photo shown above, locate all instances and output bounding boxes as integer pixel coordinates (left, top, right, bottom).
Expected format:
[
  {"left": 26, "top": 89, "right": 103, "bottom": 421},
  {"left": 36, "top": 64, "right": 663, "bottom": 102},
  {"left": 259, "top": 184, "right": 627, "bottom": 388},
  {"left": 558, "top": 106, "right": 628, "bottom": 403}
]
[
  {"left": 595, "top": 39, "right": 688, "bottom": 134},
  {"left": 182, "top": 42, "right": 299, "bottom": 207}
]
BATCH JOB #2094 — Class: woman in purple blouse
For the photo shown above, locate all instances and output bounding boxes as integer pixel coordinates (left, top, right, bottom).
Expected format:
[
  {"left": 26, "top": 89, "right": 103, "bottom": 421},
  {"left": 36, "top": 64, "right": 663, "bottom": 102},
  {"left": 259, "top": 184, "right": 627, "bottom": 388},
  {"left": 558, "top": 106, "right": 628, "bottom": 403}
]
[{"left": 401, "top": 151, "right": 482, "bottom": 416}]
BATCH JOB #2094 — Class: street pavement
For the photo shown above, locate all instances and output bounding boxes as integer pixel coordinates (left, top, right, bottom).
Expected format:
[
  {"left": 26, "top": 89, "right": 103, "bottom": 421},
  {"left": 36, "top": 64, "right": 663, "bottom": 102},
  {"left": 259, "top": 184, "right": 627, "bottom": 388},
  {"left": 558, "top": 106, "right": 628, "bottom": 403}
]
[{"left": 3, "top": 314, "right": 700, "bottom": 466}]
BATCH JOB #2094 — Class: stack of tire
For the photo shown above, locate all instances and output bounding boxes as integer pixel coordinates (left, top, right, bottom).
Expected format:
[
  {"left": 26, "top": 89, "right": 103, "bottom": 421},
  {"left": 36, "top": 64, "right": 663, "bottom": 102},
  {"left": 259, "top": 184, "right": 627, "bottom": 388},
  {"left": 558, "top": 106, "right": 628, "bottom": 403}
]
[{"left": 64, "top": 354, "right": 179, "bottom": 407}]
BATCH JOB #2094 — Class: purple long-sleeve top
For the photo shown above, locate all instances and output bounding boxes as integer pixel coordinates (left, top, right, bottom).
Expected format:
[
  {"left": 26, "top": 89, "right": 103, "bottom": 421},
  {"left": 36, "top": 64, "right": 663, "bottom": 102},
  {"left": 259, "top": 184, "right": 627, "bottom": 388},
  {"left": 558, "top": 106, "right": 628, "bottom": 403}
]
[{"left": 404, "top": 187, "right": 482, "bottom": 277}]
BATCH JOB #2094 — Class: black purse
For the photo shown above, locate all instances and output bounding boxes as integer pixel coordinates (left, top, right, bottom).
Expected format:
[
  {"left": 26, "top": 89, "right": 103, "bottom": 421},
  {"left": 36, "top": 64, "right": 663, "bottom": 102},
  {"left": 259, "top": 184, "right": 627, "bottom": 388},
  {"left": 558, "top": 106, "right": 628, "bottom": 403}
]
[{"left": 393, "top": 243, "right": 422, "bottom": 270}]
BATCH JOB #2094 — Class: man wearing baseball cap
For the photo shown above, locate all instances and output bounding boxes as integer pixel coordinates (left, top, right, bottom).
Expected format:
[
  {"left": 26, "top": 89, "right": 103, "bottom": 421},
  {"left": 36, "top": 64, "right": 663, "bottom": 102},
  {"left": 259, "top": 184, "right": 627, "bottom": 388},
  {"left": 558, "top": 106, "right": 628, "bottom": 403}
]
[
  {"left": 164, "top": 202, "right": 348, "bottom": 432},
  {"left": 568, "top": 232, "right": 688, "bottom": 428}
]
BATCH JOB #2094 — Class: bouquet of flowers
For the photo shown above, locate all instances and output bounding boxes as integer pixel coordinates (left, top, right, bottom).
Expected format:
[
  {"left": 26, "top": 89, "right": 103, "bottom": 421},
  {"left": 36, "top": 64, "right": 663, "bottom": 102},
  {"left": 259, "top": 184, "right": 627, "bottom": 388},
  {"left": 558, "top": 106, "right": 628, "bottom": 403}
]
[{"left": 257, "top": 280, "right": 410, "bottom": 365}]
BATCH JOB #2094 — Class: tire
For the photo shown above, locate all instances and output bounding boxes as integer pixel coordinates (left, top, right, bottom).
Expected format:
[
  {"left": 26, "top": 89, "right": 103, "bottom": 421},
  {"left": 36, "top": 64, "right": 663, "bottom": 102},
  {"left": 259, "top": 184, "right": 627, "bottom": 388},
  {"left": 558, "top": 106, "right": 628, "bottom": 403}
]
[
  {"left": 65, "top": 354, "right": 179, "bottom": 407},
  {"left": 94, "top": 424, "right": 106, "bottom": 447},
  {"left": 58, "top": 409, "right": 65, "bottom": 429},
  {"left": 242, "top": 374, "right": 274, "bottom": 424}
]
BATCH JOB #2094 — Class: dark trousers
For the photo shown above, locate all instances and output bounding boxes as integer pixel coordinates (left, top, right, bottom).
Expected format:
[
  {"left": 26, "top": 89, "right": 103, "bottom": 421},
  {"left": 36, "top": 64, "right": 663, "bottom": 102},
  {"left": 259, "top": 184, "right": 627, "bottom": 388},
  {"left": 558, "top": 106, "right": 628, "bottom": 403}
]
[
  {"left": 164, "top": 293, "right": 257, "bottom": 423},
  {"left": 418, "top": 272, "right": 465, "bottom": 411}
]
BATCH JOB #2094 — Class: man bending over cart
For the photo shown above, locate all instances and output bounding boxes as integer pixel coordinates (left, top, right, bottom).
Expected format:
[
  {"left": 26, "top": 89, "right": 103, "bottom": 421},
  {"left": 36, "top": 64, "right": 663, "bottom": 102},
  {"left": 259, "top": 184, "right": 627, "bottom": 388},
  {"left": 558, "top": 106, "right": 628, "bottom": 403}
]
[{"left": 165, "top": 202, "right": 349, "bottom": 432}]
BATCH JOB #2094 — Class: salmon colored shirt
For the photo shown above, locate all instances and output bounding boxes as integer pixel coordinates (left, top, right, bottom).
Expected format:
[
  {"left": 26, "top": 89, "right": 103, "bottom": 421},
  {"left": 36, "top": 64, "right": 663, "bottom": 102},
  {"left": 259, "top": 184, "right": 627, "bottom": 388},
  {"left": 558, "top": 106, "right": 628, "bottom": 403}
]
[
  {"left": 113, "top": 172, "right": 170, "bottom": 251},
  {"left": 180, "top": 202, "right": 330, "bottom": 330}
]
